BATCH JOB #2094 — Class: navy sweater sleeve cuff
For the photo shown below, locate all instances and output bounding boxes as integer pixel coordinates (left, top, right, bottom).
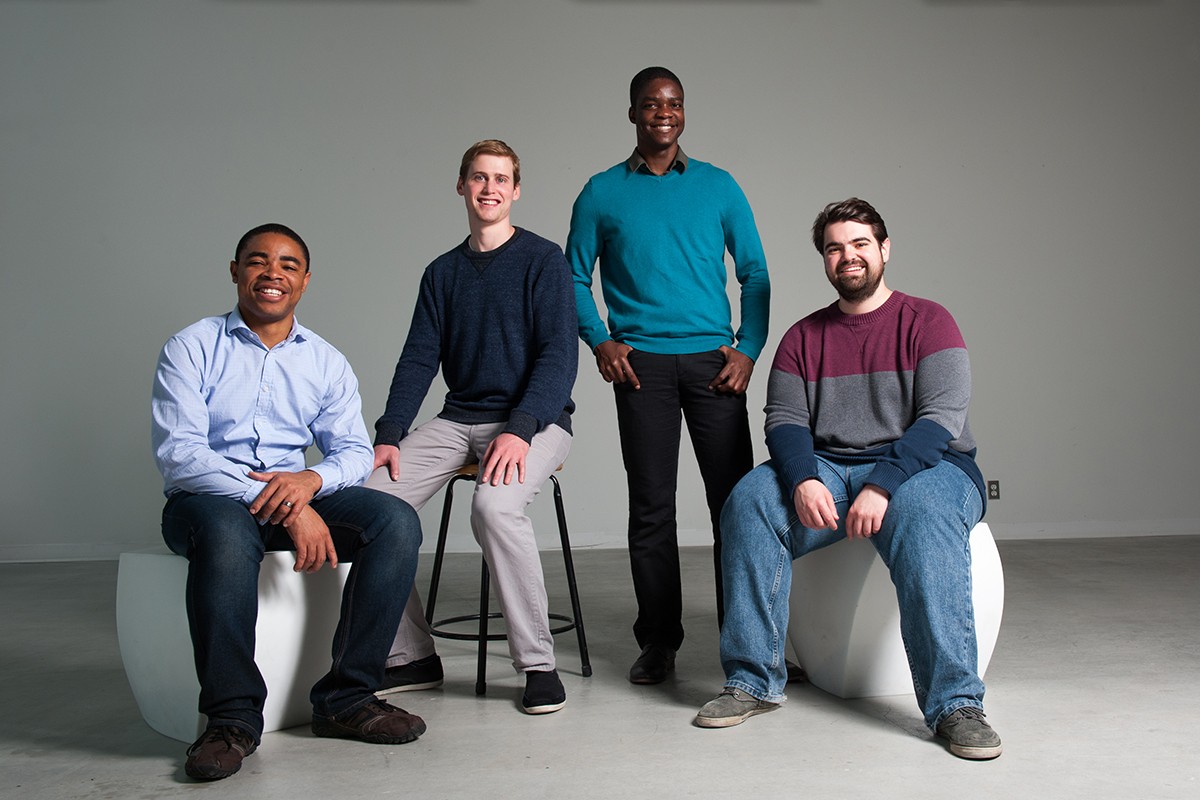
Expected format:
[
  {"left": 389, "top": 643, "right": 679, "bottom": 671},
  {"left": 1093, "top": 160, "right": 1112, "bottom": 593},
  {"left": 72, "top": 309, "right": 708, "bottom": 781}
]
[
  {"left": 766, "top": 424, "right": 819, "bottom": 494},
  {"left": 503, "top": 411, "right": 539, "bottom": 444},
  {"left": 864, "top": 463, "right": 908, "bottom": 498},
  {"left": 373, "top": 421, "right": 408, "bottom": 449}
]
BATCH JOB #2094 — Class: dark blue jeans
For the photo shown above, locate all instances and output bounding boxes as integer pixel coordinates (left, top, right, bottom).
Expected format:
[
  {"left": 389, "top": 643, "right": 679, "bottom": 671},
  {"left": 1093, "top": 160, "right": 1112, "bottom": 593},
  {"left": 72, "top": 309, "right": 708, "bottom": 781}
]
[
  {"left": 162, "top": 487, "right": 421, "bottom": 741},
  {"left": 613, "top": 349, "right": 754, "bottom": 649}
]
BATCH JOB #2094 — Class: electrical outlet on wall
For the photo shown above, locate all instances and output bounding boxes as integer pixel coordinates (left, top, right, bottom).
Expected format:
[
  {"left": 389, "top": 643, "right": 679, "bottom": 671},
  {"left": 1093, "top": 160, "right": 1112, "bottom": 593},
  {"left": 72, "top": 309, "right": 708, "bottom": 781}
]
[{"left": 987, "top": 480, "right": 1000, "bottom": 500}]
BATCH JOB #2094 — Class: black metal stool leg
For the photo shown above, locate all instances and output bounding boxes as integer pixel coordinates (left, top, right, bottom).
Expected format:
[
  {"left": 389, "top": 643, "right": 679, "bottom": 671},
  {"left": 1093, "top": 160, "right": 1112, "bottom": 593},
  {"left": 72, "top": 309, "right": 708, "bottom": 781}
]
[
  {"left": 425, "top": 475, "right": 463, "bottom": 625},
  {"left": 476, "top": 560, "right": 490, "bottom": 696},
  {"left": 551, "top": 474, "right": 591, "bottom": 677},
  {"left": 427, "top": 467, "right": 589, "bottom": 697}
]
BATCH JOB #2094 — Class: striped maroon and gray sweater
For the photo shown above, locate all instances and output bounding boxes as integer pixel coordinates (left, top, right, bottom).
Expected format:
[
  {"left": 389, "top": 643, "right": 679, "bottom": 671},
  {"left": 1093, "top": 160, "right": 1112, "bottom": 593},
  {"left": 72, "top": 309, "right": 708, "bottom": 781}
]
[{"left": 764, "top": 291, "right": 985, "bottom": 507}]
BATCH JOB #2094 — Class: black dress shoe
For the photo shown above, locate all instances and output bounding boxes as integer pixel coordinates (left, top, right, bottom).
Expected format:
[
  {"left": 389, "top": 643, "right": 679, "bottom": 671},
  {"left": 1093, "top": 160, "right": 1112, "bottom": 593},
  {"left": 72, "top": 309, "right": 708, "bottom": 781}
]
[{"left": 629, "top": 644, "right": 676, "bottom": 684}]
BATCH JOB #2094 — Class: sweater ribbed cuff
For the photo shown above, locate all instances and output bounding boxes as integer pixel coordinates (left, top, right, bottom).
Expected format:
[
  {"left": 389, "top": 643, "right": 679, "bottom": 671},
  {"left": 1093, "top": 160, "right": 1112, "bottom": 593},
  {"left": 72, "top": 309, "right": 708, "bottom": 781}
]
[
  {"left": 373, "top": 422, "right": 407, "bottom": 449},
  {"left": 865, "top": 462, "right": 907, "bottom": 498},
  {"left": 503, "top": 411, "right": 538, "bottom": 444}
]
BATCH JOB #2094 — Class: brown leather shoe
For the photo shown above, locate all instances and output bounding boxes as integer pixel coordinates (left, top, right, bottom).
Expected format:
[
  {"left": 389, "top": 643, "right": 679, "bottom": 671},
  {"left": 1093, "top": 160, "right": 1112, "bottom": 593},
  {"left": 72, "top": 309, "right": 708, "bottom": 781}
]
[
  {"left": 311, "top": 697, "right": 427, "bottom": 744},
  {"left": 184, "top": 725, "right": 258, "bottom": 781}
]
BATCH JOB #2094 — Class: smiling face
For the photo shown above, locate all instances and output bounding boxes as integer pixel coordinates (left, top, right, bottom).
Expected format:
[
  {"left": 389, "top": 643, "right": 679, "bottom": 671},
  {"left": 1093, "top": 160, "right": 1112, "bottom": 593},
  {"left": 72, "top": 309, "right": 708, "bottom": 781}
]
[
  {"left": 629, "top": 77, "right": 685, "bottom": 157},
  {"left": 822, "top": 220, "right": 890, "bottom": 304},
  {"left": 229, "top": 231, "right": 310, "bottom": 341},
  {"left": 456, "top": 153, "right": 520, "bottom": 228}
]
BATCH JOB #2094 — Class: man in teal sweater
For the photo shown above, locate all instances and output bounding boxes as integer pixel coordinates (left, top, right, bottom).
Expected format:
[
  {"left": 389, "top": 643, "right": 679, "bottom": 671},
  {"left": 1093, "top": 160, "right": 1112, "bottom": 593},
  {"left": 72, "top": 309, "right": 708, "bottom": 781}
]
[{"left": 566, "top": 67, "right": 770, "bottom": 684}]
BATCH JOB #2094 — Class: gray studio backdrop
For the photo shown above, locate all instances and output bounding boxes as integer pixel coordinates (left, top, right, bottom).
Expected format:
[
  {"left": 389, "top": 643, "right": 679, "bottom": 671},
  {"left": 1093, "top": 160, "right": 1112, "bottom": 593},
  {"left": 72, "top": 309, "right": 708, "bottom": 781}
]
[{"left": 2, "top": 0, "right": 1198, "bottom": 560}]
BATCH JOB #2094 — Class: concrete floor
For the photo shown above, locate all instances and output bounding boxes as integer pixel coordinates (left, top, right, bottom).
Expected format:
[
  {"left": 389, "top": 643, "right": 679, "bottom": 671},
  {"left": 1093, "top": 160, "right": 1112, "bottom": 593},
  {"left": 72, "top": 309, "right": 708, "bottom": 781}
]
[{"left": 2, "top": 536, "right": 1198, "bottom": 799}]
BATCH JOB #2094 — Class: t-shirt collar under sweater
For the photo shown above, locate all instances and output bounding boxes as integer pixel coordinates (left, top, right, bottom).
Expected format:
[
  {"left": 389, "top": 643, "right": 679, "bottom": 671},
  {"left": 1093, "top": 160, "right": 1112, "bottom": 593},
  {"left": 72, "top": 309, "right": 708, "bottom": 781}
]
[
  {"left": 459, "top": 226, "right": 523, "bottom": 274},
  {"left": 627, "top": 147, "right": 689, "bottom": 175}
]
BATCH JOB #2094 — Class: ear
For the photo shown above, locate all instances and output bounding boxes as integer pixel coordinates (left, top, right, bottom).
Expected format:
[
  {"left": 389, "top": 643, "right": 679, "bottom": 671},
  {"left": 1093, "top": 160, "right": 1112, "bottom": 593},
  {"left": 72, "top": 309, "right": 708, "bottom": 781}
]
[
  {"left": 456, "top": 177, "right": 465, "bottom": 197},
  {"left": 628, "top": 106, "right": 636, "bottom": 124},
  {"left": 880, "top": 238, "right": 891, "bottom": 264},
  {"left": 512, "top": 184, "right": 521, "bottom": 202},
  {"left": 229, "top": 260, "right": 238, "bottom": 283}
]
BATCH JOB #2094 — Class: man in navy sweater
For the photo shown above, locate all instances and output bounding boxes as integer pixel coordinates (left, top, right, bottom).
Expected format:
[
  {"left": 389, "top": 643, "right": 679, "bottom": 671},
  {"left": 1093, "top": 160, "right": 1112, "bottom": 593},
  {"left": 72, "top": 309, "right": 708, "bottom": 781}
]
[
  {"left": 566, "top": 67, "right": 770, "bottom": 684},
  {"left": 366, "top": 140, "right": 577, "bottom": 714}
]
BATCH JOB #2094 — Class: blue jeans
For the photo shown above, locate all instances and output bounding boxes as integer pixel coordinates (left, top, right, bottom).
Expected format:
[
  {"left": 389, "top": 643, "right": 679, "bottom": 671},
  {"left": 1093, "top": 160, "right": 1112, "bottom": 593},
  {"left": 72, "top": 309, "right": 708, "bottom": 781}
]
[
  {"left": 162, "top": 487, "right": 421, "bottom": 741},
  {"left": 719, "top": 458, "right": 985, "bottom": 730}
]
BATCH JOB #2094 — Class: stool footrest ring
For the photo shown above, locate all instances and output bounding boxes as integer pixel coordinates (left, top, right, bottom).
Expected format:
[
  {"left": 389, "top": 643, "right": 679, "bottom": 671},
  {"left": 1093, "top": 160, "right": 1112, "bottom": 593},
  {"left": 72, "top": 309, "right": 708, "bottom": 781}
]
[{"left": 430, "top": 612, "right": 577, "bottom": 642}]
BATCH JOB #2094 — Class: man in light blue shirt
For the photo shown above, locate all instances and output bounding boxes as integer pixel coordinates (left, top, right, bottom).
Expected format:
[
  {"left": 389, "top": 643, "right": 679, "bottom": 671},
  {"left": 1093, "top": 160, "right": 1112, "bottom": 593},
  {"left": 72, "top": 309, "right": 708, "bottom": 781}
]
[{"left": 151, "top": 223, "right": 426, "bottom": 781}]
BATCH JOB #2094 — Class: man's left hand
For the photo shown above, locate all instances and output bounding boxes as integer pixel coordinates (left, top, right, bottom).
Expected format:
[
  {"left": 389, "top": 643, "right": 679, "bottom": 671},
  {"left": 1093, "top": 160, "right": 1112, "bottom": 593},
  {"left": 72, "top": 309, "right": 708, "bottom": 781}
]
[
  {"left": 248, "top": 469, "right": 322, "bottom": 526},
  {"left": 480, "top": 433, "right": 530, "bottom": 486},
  {"left": 709, "top": 346, "right": 754, "bottom": 394},
  {"left": 284, "top": 505, "right": 338, "bottom": 573},
  {"left": 844, "top": 485, "right": 890, "bottom": 539}
]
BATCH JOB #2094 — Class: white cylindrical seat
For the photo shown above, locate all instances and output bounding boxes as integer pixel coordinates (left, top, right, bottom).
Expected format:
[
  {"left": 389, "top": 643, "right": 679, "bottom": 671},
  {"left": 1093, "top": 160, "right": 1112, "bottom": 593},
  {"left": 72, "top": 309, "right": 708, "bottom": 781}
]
[
  {"left": 787, "top": 522, "right": 1004, "bottom": 698},
  {"left": 116, "top": 549, "right": 349, "bottom": 743}
]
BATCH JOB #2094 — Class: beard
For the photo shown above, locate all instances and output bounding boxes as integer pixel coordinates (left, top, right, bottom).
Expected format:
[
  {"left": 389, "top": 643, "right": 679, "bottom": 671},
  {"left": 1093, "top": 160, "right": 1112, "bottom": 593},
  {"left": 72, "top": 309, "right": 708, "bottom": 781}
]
[{"left": 831, "top": 263, "right": 884, "bottom": 303}]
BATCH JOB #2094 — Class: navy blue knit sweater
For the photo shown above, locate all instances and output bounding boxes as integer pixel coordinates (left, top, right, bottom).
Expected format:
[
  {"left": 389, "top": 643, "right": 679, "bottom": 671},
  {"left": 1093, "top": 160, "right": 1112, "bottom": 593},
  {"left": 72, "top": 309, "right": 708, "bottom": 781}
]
[{"left": 374, "top": 228, "right": 577, "bottom": 446}]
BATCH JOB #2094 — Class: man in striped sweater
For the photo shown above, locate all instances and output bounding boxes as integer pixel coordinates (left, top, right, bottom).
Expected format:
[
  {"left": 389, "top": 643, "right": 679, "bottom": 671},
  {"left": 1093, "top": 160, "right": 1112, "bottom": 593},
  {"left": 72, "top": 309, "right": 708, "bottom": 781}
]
[{"left": 694, "top": 198, "right": 1001, "bottom": 760}]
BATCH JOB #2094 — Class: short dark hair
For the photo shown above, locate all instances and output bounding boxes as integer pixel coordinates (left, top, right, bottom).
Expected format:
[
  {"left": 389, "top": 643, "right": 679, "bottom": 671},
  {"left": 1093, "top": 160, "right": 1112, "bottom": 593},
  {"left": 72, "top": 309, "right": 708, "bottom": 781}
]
[
  {"left": 630, "top": 66, "right": 683, "bottom": 107},
  {"left": 458, "top": 139, "right": 521, "bottom": 186},
  {"left": 811, "top": 198, "right": 889, "bottom": 253},
  {"left": 235, "top": 223, "right": 310, "bottom": 270}
]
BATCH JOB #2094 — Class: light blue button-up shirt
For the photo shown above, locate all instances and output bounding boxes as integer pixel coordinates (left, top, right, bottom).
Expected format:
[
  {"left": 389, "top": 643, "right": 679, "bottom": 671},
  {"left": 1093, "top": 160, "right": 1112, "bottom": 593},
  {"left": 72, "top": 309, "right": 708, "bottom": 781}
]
[{"left": 151, "top": 308, "right": 374, "bottom": 505}]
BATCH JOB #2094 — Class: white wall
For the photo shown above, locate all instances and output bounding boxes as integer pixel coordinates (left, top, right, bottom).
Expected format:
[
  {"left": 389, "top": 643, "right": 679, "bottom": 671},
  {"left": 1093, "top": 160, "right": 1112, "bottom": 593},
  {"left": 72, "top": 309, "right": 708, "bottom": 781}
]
[{"left": 2, "top": 0, "right": 1198, "bottom": 560}]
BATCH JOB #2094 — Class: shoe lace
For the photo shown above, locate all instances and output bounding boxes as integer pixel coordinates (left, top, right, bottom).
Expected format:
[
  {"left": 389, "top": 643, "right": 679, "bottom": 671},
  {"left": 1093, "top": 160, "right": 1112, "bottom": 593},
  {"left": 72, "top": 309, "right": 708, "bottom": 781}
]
[
  {"left": 361, "top": 698, "right": 400, "bottom": 717},
  {"left": 188, "top": 725, "right": 250, "bottom": 755},
  {"left": 950, "top": 707, "right": 986, "bottom": 723}
]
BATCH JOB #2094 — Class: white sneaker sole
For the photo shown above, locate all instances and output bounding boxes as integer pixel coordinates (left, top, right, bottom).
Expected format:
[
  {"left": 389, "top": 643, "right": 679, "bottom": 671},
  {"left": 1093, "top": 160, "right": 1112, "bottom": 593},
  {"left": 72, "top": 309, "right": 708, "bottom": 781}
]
[
  {"left": 377, "top": 678, "right": 443, "bottom": 696},
  {"left": 694, "top": 703, "right": 778, "bottom": 728},
  {"left": 521, "top": 699, "right": 566, "bottom": 715},
  {"left": 947, "top": 741, "right": 1003, "bottom": 760}
]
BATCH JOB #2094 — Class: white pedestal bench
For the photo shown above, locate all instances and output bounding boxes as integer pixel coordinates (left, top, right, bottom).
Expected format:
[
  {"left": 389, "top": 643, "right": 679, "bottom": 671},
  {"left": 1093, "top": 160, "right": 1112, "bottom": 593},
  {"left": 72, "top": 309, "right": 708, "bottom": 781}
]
[
  {"left": 116, "top": 549, "right": 349, "bottom": 743},
  {"left": 787, "top": 522, "right": 1004, "bottom": 698}
]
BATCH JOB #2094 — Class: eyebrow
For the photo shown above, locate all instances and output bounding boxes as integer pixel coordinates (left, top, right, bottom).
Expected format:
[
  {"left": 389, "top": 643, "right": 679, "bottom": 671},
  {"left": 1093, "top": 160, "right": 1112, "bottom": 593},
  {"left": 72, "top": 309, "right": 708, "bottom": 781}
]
[
  {"left": 825, "top": 237, "right": 872, "bottom": 249},
  {"left": 243, "top": 250, "right": 304, "bottom": 266}
]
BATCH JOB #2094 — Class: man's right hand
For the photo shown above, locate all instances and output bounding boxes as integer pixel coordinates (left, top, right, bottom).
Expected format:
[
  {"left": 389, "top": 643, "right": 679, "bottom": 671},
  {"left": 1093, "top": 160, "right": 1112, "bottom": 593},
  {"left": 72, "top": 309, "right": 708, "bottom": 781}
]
[
  {"left": 794, "top": 478, "right": 839, "bottom": 531},
  {"left": 373, "top": 444, "right": 402, "bottom": 481},
  {"left": 594, "top": 340, "right": 640, "bottom": 389}
]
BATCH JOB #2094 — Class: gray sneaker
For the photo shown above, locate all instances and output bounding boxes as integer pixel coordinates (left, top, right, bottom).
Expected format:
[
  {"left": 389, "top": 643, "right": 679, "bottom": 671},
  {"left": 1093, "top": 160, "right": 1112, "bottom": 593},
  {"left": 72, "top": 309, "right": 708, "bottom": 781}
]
[
  {"left": 936, "top": 707, "right": 1003, "bottom": 759},
  {"left": 694, "top": 688, "right": 780, "bottom": 728}
]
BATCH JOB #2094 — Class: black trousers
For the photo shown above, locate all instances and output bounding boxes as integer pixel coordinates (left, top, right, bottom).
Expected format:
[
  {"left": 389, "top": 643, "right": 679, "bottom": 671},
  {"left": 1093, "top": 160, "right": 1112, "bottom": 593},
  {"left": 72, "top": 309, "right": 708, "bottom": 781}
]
[{"left": 613, "top": 349, "right": 754, "bottom": 650}]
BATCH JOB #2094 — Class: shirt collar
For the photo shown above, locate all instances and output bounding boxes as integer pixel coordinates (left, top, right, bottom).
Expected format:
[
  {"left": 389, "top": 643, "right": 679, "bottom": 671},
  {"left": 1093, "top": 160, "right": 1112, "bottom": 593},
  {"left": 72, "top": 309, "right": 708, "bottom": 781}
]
[
  {"left": 226, "top": 306, "right": 306, "bottom": 345},
  {"left": 627, "top": 147, "right": 689, "bottom": 175}
]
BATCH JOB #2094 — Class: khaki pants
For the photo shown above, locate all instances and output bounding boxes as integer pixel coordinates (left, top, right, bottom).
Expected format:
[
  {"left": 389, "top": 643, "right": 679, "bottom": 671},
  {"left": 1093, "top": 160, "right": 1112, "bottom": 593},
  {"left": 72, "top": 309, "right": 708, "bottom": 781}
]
[{"left": 365, "top": 418, "right": 572, "bottom": 673}]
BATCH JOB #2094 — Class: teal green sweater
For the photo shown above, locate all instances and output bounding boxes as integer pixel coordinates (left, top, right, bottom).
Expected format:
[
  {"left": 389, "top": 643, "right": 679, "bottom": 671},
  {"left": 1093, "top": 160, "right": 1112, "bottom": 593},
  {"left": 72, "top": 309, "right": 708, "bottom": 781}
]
[{"left": 566, "top": 153, "right": 770, "bottom": 359}]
